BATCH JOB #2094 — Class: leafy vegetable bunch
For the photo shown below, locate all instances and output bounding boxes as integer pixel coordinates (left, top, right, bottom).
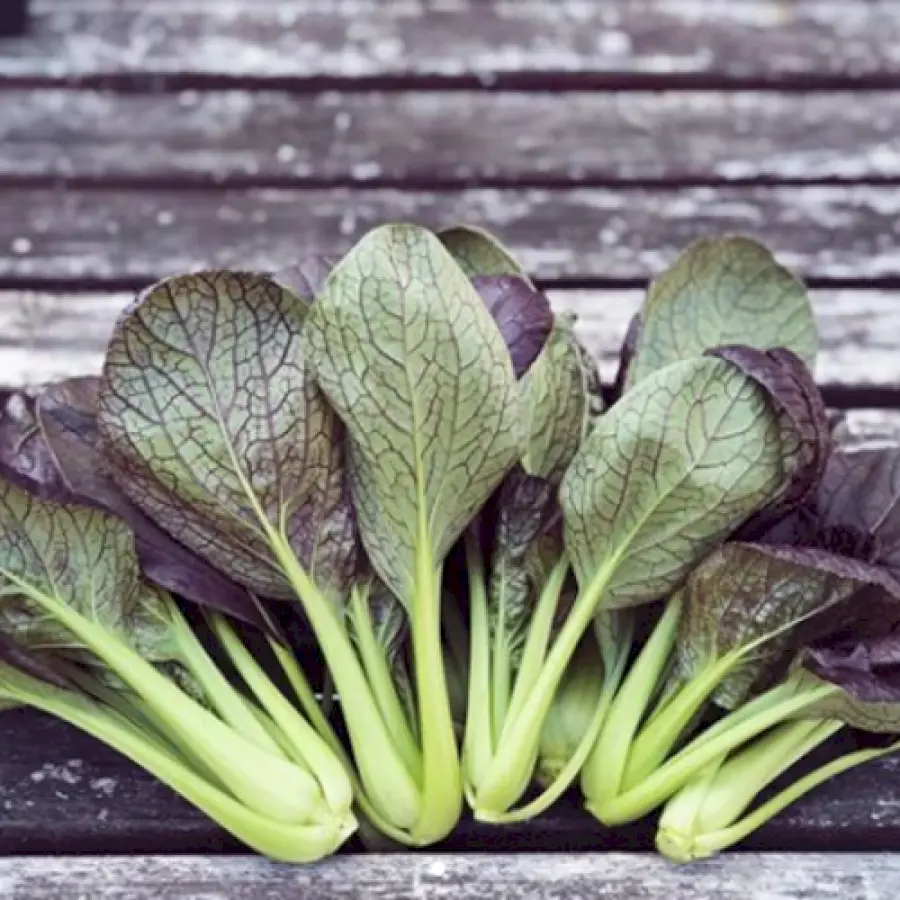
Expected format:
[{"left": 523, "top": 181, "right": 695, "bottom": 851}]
[{"left": 0, "top": 222, "right": 896, "bottom": 865}]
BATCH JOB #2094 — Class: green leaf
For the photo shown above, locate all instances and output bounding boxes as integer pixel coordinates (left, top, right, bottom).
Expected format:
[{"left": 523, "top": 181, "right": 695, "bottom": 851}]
[
  {"left": 0, "top": 477, "right": 180, "bottom": 666},
  {"left": 303, "top": 224, "right": 524, "bottom": 605},
  {"left": 97, "top": 271, "right": 358, "bottom": 601},
  {"left": 562, "top": 356, "right": 786, "bottom": 610},
  {"left": 437, "top": 224, "right": 530, "bottom": 281},
  {"left": 520, "top": 315, "right": 604, "bottom": 481},
  {"left": 487, "top": 319, "right": 602, "bottom": 665},
  {"left": 625, "top": 237, "right": 817, "bottom": 389}
]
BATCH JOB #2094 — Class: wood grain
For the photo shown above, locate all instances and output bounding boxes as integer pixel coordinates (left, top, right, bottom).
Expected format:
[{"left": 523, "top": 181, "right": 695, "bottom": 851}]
[
  {"left": 3, "top": 89, "right": 899, "bottom": 186},
  {"left": 2, "top": 287, "right": 900, "bottom": 391},
  {"left": 0, "top": 852, "right": 898, "bottom": 899},
  {"left": 8, "top": 0, "right": 900, "bottom": 86},
  {"left": 834, "top": 409, "right": 900, "bottom": 445},
  {"left": 2, "top": 185, "right": 900, "bottom": 283}
]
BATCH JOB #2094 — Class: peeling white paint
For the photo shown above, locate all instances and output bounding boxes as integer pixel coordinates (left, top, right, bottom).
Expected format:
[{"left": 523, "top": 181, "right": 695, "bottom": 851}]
[
  {"left": 90, "top": 777, "right": 118, "bottom": 797},
  {"left": 14, "top": 0, "right": 900, "bottom": 79},
  {"left": 30, "top": 761, "right": 84, "bottom": 786}
]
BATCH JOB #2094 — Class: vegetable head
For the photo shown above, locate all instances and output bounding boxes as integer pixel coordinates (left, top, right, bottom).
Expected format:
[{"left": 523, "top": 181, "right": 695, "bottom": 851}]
[
  {"left": 302, "top": 223, "right": 529, "bottom": 842},
  {"left": 0, "top": 471, "right": 356, "bottom": 845}
]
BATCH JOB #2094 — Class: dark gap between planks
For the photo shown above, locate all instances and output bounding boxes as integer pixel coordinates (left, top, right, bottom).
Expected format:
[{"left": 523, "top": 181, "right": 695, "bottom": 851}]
[
  {"left": 7, "top": 275, "right": 900, "bottom": 293},
  {"left": 5, "top": 73, "right": 900, "bottom": 94},
  {"left": 6, "top": 175, "right": 900, "bottom": 192}
]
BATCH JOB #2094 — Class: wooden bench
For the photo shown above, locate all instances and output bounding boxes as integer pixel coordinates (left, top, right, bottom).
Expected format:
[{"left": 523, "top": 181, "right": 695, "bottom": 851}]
[{"left": 2, "top": 2, "right": 900, "bottom": 896}]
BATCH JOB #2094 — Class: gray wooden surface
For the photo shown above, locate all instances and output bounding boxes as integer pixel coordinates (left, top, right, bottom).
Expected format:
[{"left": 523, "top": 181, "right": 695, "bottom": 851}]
[
  {"left": 3, "top": 185, "right": 900, "bottom": 283},
  {"left": 0, "top": 853, "right": 895, "bottom": 899},
  {"left": 1, "top": 0, "right": 900, "bottom": 880},
  {"left": 1, "top": 287, "right": 899, "bottom": 392},
  {"left": 2, "top": 89, "right": 899, "bottom": 185},
  {"left": 6, "top": 0, "right": 900, "bottom": 85}
]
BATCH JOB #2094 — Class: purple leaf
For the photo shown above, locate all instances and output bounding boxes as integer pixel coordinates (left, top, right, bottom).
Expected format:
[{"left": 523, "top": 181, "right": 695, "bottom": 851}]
[
  {"left": 272, "top": 255, "right": 334, "bottom": 303},
  {"left": 677, "top": 541, "right": 900, "bottom": 708},
  {"left": 611, "top": 313, "right": 641, "bottom": 402},
  {"left": 805, "top": 628, "right": 900, "bottom": 704},
  {"left": 710, "top": 346, "right": 830, "bottom": 535},
  {"left": 471, "top": 275, "right": 554, "bottom": 378},
  {"left": 0, "top": 390, "right": 69, "bottom": 495},
  {"left": 30, "top": 377, "right": 272, "bottom": 632}
]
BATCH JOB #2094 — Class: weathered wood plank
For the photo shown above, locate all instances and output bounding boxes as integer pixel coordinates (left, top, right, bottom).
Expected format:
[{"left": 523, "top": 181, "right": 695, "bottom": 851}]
[
  {"left": 4, "top": 89, "right": 900, "bottom": 185},
  {"left": 2, "top": 185, "right": 900, "bottom": 283},
  {"left": 1, "top": 852, "right": 898, "bottom": 900},
  {"left": 1, "top": 288, "right": 899, "bottom": 392},
  {"left": 0, "top": 712, "right": 238, "bottom": 855},
  {"left": 7, "top": 0, "right": 900, "bottom": 86},
  {"left": 834, "top": 409, "right": 900, "bottom": 446}
]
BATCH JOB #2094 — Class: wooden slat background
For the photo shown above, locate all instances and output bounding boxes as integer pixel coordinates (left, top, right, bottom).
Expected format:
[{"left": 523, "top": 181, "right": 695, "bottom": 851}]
[
  {"left": 4, "top": 186, "right": 900, "bottom": 283},
  {"left": 2, "top": 89, "right": 899, "bottom": 186},
  {"left": 2, "top": 288, "right": 900, "bottom": 394},
  {"left": 1, "top": 0, "right": 900, "bottom": 875},
  {"left": 7, "top": 0, "right": 900, "bottom": 87},
  {"left": 0, "top": 853, "right": 897, "bottom": 899}
]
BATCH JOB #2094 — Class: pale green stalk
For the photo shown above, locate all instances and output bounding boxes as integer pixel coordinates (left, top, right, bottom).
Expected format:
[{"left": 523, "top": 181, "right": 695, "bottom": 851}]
[
  {"left": 347, "top": 584, "right": 422, "bottom": 781},
  {"left": 5, "top": 571, "right": 335, "bottom": 827},
  {"left": 472, "top": 559, "right": 605, "bottom": 817},
  {"left": 0, "top": 666, "right": 355, "bottom": 862},
  {"left": 582, "top": 598, "right": 683, "bottom": 805},
  {"left": 590, "top": 680, "right": 841, "bottom": 825},
  {"left": 462, "top": 530, "right": 495, "bottom": 798},
  {"left": 208, "top": 612, "right": 354, "bottom": 815},
  {"left": 658, "top": 725, "right": 897, "bottom": 862}
]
